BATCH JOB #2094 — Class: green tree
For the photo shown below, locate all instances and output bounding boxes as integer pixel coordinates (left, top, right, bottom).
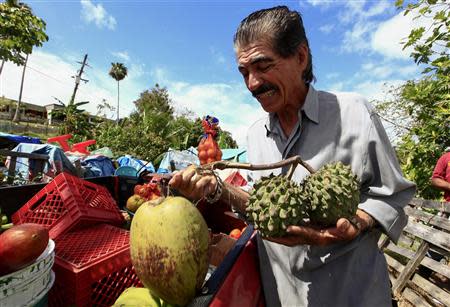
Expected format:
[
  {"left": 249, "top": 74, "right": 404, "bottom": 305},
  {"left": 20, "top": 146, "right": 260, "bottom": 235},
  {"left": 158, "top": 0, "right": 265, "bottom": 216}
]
[
  {"left": 376, "top": 0, "right": 449, "bottom": 199},
  {"left": 0, "top": 0, "right": 48, "bottom": 74},
  {"left": 51, "top": 97, "right": 94, "bottom": 143},
  {"left": 1, "top": 0, "right": 48, "bottom": 122},
  {"left": 109, "top": 62, "right": 128, "bottom": 124},
  {"left": 93, "top": 84, "right": 238, "bottom": 165}
]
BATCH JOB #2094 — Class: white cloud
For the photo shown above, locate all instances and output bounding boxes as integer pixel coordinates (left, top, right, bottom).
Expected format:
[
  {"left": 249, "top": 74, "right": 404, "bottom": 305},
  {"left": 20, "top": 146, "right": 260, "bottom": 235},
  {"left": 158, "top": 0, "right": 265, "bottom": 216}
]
[
  {"left": 319, "top": 24, "right": 334, "bottom": 34},
  {"left": 0, "top": 51, "right": 264, "bottom": 147},
  {"left": 325, "top": 72, "right": 339, "bottom": 79},
  {"left": 0, "top": 51, "right": 137, "bottom": 120},
  {"left": 150, "top": 69, "right": 265, "bottom": 146},
  {"left": 370, "top": 9, "right": 433, "bottom": 60},
  {"left": 111, "top": 51, "right": 130, "bottom": 62},
  {"left": 80, "top": 0, "right": 116, "bottom": 30}
]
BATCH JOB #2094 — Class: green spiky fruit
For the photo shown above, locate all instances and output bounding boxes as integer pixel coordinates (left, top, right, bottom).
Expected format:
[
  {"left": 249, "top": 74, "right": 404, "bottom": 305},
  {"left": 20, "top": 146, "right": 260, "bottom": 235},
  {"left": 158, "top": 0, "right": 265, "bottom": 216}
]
[
  {"left": 304, "top": 161, "right": 360, "bottom": 226},
  {"left": 246, "top": 174, "right": 309, "bottom": 237}
]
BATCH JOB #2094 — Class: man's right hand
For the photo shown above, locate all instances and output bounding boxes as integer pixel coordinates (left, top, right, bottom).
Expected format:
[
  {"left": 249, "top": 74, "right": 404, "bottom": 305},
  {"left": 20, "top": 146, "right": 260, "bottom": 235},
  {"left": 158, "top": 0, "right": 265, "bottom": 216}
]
[{"left": 168, "top": 165, "right": 217, "bottom": 201}]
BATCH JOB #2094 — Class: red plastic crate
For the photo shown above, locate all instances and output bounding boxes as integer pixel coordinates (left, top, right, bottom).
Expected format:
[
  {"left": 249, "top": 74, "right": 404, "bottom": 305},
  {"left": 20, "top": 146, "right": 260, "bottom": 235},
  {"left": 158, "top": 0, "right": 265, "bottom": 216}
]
[
  {"left": 224, "top": 171, "right": 247, "bottom": 187},
  {"left": 48, "top": 224, "right": 141, "bottom": 307},
  {"left": 12, "top": 172, "right": 124, "bottom": 238}
]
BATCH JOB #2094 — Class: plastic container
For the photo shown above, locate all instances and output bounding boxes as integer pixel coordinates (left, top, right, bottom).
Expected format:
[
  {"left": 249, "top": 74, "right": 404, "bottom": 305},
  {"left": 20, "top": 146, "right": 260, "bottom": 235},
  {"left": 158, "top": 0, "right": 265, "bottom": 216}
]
[
  {"left": 0, "top": 240, "right": 55, "bottom": 307},
  {"left": 12, "top": 172, "right": 124, "bottom": 239},
  {"left": 48, "top": 224, "right": 141, "bottom": 307},
  {"left": 114, "top": 166, "right": 138, "bottom": 178}
]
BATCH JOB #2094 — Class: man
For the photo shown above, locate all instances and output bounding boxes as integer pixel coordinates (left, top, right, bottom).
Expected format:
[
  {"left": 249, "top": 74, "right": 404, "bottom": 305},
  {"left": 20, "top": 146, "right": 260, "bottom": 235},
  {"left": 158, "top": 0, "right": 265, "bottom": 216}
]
[
  {"left": 431, "top": 147, "right": 450, "bottom": 202},
  {"left": 169, "top": 6, "right": 416, "bottom": 306}
]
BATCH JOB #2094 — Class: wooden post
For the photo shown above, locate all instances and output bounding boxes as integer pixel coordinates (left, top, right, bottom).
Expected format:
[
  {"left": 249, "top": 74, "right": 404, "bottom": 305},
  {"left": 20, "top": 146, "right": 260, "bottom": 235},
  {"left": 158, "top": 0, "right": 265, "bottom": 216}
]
[{"left": 392, "top": 240, "right": 429, "bottom": 297}]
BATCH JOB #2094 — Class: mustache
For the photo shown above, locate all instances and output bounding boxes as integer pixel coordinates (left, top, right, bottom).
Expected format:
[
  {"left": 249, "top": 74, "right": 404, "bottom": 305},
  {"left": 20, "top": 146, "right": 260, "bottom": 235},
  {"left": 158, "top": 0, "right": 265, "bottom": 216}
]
[{"left": 251, "top": 83, "right": 278, "bottom": 98}]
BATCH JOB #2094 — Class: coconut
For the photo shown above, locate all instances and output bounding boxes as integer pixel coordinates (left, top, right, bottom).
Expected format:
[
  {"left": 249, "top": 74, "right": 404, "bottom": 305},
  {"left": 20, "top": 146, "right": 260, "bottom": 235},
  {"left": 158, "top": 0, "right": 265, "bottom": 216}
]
[{"left": 130, "top": 196, "right": 209, "bottom": 306}]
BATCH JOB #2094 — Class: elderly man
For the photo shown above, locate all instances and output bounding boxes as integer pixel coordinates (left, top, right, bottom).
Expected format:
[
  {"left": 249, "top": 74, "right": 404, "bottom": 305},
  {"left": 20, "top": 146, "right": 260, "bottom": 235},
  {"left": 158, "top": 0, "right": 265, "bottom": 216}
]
[{"left": 170, "top": 6, "right": 416, "bottom": 306}]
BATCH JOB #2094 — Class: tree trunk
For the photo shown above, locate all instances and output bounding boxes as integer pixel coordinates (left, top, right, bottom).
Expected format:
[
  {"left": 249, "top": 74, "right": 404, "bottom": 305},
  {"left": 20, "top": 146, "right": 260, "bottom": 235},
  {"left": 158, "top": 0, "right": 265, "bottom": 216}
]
[
  {"left": 116, "top": 80, "right": 120, "bottom": 124},
  {"left": 13, "top": 54, "right": 28, "bottom": 122},
  {"left": 0, "top": 60, "right": 5, "bottom": 77}
]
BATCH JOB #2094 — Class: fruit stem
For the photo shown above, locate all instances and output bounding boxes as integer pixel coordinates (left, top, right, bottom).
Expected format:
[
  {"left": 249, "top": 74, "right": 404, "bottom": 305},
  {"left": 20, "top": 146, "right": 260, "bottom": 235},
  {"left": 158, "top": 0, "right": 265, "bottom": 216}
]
[{"left": 205, "top": 155, "right": 316, "bottom": 176}]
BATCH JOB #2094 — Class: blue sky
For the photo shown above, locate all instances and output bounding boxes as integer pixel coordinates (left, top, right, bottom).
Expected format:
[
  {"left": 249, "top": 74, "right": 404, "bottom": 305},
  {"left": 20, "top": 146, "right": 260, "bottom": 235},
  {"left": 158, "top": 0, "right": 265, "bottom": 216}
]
[{"left": 1, "top": 0, "right": 426, "bottom": 145}]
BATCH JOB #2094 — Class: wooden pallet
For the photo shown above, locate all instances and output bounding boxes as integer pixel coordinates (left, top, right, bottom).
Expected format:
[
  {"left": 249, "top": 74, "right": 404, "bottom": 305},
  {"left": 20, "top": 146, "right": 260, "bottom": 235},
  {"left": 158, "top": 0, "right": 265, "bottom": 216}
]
[{"left": 379, "top": 198, "right": 450, "bottom": 307}]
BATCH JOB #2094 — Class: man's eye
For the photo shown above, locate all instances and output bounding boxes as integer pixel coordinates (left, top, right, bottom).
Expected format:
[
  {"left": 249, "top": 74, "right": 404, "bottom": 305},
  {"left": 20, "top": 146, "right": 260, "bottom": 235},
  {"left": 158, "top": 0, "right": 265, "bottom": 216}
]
[{"left": 259, "top": 64, "right": 272, "bottom": 72}]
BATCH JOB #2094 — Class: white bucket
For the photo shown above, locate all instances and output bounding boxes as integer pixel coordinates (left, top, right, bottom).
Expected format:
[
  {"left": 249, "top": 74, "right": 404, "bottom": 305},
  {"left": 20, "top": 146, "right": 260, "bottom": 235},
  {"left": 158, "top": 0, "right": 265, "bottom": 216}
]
[{"left": 0, "top": 239, "right": 55, "bottom": 307}]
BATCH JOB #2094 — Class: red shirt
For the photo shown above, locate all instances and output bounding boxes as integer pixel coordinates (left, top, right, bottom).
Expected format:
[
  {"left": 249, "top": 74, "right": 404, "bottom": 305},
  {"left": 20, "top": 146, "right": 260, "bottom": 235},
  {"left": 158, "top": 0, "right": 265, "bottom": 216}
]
[{"left": 432, "top": 152, "right": 450, "bottom": 201}]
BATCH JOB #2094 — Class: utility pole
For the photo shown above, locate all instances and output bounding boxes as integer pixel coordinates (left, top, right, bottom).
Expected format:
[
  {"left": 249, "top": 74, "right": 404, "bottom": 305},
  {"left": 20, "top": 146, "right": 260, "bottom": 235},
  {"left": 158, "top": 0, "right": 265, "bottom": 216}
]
[{"left": 69, "top": 54, "right": 89, "bottom": 105}]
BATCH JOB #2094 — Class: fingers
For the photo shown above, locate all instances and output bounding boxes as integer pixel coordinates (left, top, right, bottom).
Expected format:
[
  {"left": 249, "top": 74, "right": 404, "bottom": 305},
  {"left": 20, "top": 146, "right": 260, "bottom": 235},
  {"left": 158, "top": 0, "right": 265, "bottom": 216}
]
[
  {"left": 327, "top": 218, "right": 359, "bottom": 241},
  {"left": 168, "top": 166, "right": 217, "bottom": 201}
]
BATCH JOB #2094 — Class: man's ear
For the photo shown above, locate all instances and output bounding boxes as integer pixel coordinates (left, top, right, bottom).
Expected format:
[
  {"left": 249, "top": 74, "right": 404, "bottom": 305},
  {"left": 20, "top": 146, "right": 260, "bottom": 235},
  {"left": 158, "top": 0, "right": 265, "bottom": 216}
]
[{"left": 296, "top": 44, "right": 309, "bottom": 72}]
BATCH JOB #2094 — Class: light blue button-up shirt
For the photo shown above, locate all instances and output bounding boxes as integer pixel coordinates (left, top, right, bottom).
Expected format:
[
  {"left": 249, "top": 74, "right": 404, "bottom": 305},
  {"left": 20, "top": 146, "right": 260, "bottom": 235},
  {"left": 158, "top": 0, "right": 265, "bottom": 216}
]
[{"left": 246, "top": 85, "right": 416, "bottom": 307}]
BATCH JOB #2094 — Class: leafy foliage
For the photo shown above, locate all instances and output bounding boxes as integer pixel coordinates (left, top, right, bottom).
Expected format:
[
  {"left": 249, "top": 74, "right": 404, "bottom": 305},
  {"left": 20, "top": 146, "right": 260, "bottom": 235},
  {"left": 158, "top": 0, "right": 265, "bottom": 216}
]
[
  {"left": 376, "top": 0, "right": 449, "bottom": 199},
  {"left": 109, "top": 62, "right": 128, "bottom": 81},
  {"left": 0, "top": 0, "right": 48, "bottom": 66},
  {"left": 94, "top": 84, "right": 238, "bottom": 164},
  {"left": 51, "top": 98, "right": 94, "bottom": 143}
]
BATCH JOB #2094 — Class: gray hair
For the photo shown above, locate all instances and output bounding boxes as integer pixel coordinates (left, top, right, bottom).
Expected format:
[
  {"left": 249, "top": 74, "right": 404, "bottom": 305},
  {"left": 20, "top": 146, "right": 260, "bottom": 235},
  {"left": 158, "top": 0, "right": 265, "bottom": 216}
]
[{"left": 233, "top": 6, "right": 315, "bottom": 85}]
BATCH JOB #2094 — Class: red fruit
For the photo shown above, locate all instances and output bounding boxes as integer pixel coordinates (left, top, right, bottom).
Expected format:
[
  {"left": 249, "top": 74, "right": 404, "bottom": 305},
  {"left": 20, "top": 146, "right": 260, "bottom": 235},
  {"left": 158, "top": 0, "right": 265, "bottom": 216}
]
[
  {"left": 133, "top": 184, "right": 143, "bottom": 195},
  {"left": 229, "top": 229, "right": 242, "bottom": 239},
  {"left": 0, "top": 223, "right": 49, "bottom": 276}
]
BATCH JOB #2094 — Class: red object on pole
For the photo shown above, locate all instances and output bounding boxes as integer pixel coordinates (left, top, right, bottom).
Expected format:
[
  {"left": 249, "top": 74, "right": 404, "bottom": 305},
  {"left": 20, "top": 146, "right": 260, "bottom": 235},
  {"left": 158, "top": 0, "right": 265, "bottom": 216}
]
[
  {"left": 47, "top": 134, "right": 73, "bottom": 152},
  {"left": 71, "top": 140, "right": 96, "bottom": 155}
]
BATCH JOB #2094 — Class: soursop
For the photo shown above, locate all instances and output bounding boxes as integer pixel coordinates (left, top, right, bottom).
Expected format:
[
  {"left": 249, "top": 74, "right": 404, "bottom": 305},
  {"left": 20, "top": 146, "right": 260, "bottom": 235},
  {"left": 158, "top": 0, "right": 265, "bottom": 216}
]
[
  {"left": 304, "top": 161, "right": 360, "bottom": 226},
  {"left": 246, "top": 174, "right": 309, "bottom": 237}
]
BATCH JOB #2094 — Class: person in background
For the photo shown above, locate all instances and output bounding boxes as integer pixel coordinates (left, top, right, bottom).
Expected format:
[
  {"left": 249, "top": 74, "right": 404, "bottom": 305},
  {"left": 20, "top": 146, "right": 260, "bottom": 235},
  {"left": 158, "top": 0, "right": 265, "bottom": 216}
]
[
  {"left": 170, "top": 6, "right": 416, "bottom": 306},
  {"left": 431, "top": 146, "right": 450, "bottom": 203}
]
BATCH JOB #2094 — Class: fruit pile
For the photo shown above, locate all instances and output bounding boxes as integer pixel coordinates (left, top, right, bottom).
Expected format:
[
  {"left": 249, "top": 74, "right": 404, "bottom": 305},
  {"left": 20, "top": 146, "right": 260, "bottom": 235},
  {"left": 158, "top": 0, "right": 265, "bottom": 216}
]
[
  {"left": 246, "top": 161, "right": 360, "bottom": 237},
  {"left": 0, "top": 223, "right": 49, "bottom": 276},
  {"left": 197, "top": 115, "right": 222, "bottom": 165},
  {"left": 126, "top": 179, "right": 163, "bottom": 213}
]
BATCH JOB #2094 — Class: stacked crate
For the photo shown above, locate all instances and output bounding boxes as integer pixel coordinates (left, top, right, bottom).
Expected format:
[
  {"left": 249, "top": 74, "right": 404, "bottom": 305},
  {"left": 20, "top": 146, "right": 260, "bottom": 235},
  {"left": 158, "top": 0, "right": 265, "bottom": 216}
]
[{"left": 12, "top": 172, "right": 140, "bottom": 307}]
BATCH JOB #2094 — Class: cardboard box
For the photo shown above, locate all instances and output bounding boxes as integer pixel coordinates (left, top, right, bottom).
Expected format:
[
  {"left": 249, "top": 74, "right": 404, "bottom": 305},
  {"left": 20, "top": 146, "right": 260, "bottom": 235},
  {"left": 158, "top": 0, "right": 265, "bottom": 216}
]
[{"left": 209, "top": 233, "right": 237, "bottom": 267}]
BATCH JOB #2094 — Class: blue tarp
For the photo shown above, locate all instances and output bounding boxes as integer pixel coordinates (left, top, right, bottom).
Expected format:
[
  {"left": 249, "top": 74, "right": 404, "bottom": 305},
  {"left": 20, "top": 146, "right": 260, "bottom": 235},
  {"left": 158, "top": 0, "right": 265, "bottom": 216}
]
[
  {"left": 8, "top": 143, "right": 77, "bottom": 180},
  {"left": 157, "top": 147, "right": 199, "bottom": 173},
  {"left": 0, "top": 132, "right": 41, "bottom": 149},
  {"left": 117, "top": 155, "right": 155, "bottom": 174},
  {"left": 81, "top": 155, "right": 116, "bottom": 177}
]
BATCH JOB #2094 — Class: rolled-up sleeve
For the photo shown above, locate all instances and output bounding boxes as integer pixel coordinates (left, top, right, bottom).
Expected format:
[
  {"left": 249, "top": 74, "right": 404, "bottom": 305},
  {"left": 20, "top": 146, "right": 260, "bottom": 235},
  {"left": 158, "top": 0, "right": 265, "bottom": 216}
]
[{"left": 359, "top": 112, "right": 416, "bottom": 243}]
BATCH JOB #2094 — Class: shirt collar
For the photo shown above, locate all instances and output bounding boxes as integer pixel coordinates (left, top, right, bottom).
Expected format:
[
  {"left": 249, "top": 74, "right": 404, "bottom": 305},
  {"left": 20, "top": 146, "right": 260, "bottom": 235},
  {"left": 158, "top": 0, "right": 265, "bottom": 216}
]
[{"left": 264, "top": 85, "right": 320, "bottom": 136}]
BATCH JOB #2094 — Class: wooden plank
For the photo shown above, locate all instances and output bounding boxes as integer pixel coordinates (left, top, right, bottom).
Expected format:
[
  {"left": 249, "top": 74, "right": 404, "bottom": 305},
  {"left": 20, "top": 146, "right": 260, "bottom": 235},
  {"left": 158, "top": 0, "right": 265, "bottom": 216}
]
[
  {"left": 378, "top": 234, "right": 390, "bottom": 249},
  {"left": 404, "top": 219, "right": 450, "bottom": 252},
  {"left": 412, "top": 274, "right": 450, "bottom": 306},
  {"left": 398, "top": 232, "right": 416, "bottom": 247},
  {"left": 410, "top": 198, "right": 450, "bottom": 214},
  {"left": 402, "top": 287, "right": 432, "bottom": 307},
  {"left": 393, "top": 240, "right": 429, "bottom": 297},
  {"left": 6, "top": 156, "right": 17, "bottom": 184},
  {"left": 0, "top": 149, "right": 49, "bottom": 160},
  {"left": 405, "top": 206, "right": 450, "bottom": 232},
  {"left": 385, "top": 253, "right": 405, "bottom": 273},
  {"left": 386, "top": 242, "right": 450, "bottom": 279}
]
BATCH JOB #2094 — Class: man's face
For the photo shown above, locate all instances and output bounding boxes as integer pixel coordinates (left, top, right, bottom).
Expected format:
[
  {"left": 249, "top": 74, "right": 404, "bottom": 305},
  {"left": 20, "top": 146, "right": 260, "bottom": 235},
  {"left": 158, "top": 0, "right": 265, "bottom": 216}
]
[{"left": 236, "top": 40, "right": 307, "bottom": 113}]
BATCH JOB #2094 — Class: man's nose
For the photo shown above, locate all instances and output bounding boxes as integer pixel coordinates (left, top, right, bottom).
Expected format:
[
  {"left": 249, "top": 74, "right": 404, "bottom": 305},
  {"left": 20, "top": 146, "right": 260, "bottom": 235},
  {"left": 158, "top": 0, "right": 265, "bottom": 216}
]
[{"left": 247, "top": 72, "right": 263, "bottom": 92}]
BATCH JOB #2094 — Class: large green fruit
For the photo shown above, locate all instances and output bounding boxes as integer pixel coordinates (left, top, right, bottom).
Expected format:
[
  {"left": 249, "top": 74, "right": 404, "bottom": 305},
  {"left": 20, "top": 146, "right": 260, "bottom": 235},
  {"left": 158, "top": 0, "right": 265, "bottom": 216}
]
[
  {"left": 113, "top": 287, "right": 161, "bottom": 307},
  {"left": 130, "top": 196, "right": 209, "bottom": 306},
  {"left": 246, "top": 174, "right": 309, "bottom": 237},
  {"left": 304, "top": 161, "right": 360, "bottom": 226}
]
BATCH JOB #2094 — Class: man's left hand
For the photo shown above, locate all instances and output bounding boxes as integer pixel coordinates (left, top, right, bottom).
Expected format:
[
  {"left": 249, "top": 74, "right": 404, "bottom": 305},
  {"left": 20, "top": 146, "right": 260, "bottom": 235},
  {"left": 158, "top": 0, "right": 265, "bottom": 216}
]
[{"left": 265, "top": 209, "right": 375, "bottom": 246}]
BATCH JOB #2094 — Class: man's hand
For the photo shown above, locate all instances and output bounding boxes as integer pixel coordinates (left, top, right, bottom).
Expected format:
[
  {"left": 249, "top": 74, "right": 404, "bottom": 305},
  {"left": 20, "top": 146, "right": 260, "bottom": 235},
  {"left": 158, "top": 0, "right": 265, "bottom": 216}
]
[
  {"left": 168, "top": 165, "right": 217, "bottom": 201},
  {"left": 265, "top": 209, "right": 375, "bottom": 246}
]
